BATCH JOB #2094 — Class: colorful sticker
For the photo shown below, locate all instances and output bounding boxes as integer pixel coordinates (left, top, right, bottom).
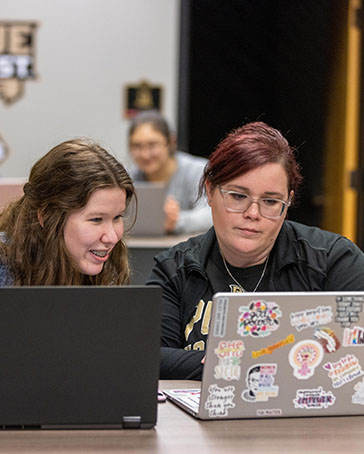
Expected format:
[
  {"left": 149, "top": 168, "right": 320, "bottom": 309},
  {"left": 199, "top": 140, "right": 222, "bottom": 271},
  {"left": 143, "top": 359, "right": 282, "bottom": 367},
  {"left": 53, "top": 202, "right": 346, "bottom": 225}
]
[
  {"left": 289, "top": 340, "right": 324, "bottom": 379},
  {"left": 204, "top": 384, "right": 235, "bottom": 418},
  {"left": 256, "top": 408, "right": 282, "bottom": 417},
  {"left": 237, "top": 300, "right": 282, "bottom": 337},
  {"left": 314, "top": 327, "right": 341, "bottom": 353},
  {"left": 213, "top": 296, "right": 229, "bottom": 338},
  {"left": 241, "top": 364, "right": 279, "bottom": 402},
  {"left": 252, "top": 334, "right": 295, "bottom": 359},
  {"left": 352, "top": 378, "right": 364, "bottom": 405},
  {"left": 293, "top": 387, "right": 336, "bottom": 409},
  {"left": 343, "top": 326, "right": 364, "bottom": 347},
  {"left": 336, "top": 295, "right": 364, "bottom": 328},
  {"left": 323, "top": 354, "right": 364, "bottom": 388},
  {"left": 290, "top": 306, "right": 333, "bottom": 331},
  {"left": 214, "top": 340, "right": 245, "bottom": 381}
]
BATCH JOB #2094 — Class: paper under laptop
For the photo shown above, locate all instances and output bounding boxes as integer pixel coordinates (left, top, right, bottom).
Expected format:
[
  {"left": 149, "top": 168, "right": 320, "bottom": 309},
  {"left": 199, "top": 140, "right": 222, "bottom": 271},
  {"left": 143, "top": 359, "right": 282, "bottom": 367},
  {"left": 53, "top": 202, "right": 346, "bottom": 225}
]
[
  {"left": 0, "top": 286, "right": 162, "bottom": 429},
  {"left": 127, "top": 182, "right": 167, "bottom": 236},
  {"left": 165, "top": 291, "right": 364, "bottom": 419}
]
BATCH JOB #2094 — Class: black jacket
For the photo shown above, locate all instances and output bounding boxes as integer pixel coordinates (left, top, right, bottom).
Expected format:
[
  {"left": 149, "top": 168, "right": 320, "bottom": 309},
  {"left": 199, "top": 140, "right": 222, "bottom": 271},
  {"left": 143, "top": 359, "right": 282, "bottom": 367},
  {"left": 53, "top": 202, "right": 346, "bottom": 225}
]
[{"left": 147, "top": 221, "right": 364, "bottom": 379}]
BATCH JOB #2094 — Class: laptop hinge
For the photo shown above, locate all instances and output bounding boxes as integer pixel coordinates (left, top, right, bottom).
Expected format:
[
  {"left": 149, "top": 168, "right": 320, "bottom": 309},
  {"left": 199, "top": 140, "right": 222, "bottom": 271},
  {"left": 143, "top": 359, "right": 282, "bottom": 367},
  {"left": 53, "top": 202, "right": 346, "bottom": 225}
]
[{"left": 122, "top": 416, "right": 141, "bottom": 429}]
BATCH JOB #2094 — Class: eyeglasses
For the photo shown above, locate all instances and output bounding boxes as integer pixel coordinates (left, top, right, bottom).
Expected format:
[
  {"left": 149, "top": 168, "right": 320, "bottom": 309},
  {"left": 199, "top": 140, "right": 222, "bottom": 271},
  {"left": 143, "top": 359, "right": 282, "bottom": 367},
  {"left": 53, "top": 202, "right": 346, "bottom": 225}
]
[
  {"left": 130, "top": 140, "right": 167, "bottom": 154},
  {"left": 218, "top": 186, "right": 291, "bottom": 219}
]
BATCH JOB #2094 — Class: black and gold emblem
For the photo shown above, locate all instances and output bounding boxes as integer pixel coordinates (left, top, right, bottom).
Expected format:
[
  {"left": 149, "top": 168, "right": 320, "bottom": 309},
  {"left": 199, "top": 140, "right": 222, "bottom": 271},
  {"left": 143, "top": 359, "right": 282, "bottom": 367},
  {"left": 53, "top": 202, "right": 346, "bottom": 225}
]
[{"left": 124, "top": 79, "right": 163, "bottom": 118}]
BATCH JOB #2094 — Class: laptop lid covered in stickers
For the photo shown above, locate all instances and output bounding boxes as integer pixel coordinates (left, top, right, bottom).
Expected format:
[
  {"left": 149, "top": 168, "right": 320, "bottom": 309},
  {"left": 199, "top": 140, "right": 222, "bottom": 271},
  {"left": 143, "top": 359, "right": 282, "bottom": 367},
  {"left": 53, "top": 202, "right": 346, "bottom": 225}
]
[
  {"left": 167, "top": 291, "right": 364, "bottom": 420},
  {"left": 0, "top": 286, "right": 162, "bottom": 429}
]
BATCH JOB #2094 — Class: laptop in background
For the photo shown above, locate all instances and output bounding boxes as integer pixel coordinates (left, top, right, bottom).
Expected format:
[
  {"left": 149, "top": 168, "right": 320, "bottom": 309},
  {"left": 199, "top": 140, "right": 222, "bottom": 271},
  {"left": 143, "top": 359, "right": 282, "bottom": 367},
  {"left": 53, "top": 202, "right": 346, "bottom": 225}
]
[
  {"left": 166, "top": 291, "right": 364, "bottom": 419},
  {"left": 127, "top": 182, "right": 167, "bottom": 236},
  {"left": 0, "top": 286, "right": 162, "bottom": 429},
  {"left": 0, "top": 178, "right": 26, "bottom": 211}
]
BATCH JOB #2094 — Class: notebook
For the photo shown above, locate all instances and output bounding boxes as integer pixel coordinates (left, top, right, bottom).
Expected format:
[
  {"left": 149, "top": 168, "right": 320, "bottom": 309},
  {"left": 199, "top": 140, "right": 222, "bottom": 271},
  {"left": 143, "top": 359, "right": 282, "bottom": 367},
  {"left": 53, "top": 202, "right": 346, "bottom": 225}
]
[
  {"left": 0, "top": 285, "right": 162, "bottom": 429},
  {"left": 165, "top": 291, "right": 364, "bottom": 419},
  {"left": 128, "top": 182, "right": 167, "bottom": 236},
  {"left": 0, "top": 178, "right": 26, "bottom": 211}
]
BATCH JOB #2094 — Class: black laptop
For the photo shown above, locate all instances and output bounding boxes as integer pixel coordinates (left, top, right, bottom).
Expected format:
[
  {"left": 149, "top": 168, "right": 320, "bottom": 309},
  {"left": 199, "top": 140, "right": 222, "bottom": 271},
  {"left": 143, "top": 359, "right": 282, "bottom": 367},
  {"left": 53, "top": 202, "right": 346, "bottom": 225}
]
[{"left": 0, "top": 286, "right": 162, "bottom": 429}]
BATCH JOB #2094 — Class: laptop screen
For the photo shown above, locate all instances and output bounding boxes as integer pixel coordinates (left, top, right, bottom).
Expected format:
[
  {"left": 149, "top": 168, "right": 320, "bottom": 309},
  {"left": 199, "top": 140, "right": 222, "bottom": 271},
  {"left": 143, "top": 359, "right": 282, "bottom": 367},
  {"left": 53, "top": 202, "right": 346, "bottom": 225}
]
[
  {"left": 0, "top": 286, "right": 162, "bottom": 429},
  {"left": 127, "top": 182, "right": 167, "bottom": 236}
]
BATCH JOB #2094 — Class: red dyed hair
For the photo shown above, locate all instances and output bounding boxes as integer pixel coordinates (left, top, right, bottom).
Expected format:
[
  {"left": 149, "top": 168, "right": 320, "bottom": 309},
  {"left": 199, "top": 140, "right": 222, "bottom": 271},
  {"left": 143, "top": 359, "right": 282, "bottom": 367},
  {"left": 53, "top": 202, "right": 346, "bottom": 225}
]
[{"left": 199, "top": 121, "right": 302, "bottom": 198}]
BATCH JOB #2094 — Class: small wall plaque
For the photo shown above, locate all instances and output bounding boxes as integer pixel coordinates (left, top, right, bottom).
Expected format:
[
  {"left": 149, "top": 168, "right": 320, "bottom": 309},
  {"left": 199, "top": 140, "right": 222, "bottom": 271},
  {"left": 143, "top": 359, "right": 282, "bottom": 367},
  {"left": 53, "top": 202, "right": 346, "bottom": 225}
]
[{"left": 124, "top": 79, "right": 163, "bottom": 118}]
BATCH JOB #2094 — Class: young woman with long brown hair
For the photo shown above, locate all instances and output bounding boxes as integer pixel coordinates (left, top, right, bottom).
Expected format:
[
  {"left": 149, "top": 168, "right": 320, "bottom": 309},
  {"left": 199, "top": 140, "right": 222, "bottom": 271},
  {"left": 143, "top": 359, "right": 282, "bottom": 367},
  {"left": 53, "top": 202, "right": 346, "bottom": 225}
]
[{"left": 0, "top": 138, "right": 136, "bottom": 286}]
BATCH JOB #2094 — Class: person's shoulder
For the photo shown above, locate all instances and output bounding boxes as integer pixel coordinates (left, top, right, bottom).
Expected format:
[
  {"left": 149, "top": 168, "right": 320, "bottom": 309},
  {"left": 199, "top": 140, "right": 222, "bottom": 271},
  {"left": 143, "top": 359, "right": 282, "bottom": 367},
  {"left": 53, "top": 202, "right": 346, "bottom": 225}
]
[
  {"left": 0, "top": 233, "right": 13, "bottom": 286},
  {"left": 160, "top": 230, "right": 209, "bottom": 255},
  {"left": 0, "top": 262, "right": 12, "bottom": 287},
  {"left": 0, "top": 262, "right": 8, "bottom": 275},
  {"left": 154, "top": 228, "right": 214, "bottom": 264},
  {"left": 283, "top": 220, "right": 354, "bottom": 248},
  {"left": 176, "top": 151, "right": 207, "bottom": 168}
]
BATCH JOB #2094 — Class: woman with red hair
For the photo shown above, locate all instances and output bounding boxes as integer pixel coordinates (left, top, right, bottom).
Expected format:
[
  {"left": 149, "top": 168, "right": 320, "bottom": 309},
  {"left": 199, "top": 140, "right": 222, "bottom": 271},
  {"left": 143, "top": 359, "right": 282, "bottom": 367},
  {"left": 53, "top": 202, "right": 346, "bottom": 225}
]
[{"left": 148, "top": 121, "right": 364, "bottom": 380}]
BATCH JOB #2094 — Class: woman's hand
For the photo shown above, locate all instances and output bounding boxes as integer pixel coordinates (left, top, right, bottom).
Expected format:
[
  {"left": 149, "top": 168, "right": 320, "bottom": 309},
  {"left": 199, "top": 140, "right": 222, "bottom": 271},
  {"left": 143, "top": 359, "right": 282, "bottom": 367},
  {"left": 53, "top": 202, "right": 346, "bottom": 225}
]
[{"left": 164, "top": 195, "right": 180, "bottom": 233}]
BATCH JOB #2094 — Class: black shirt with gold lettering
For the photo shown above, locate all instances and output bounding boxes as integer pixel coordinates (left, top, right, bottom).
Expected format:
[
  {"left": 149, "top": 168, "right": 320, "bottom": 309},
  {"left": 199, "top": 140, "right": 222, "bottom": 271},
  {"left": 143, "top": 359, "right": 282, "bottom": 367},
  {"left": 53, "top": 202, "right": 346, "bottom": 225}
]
[{"left": 148, "top": 223, "right": 364, "bottom": 379}]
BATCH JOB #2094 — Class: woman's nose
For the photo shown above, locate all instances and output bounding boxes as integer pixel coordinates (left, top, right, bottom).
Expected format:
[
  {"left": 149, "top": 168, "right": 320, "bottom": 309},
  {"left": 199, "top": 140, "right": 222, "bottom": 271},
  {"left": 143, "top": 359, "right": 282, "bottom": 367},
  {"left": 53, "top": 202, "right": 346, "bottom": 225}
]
[
  {"left": 101, "top": 224, "right": 120, "bottom": 244},
  {"left": 243, "top": 200, "right": 261, "bottom": 218}
]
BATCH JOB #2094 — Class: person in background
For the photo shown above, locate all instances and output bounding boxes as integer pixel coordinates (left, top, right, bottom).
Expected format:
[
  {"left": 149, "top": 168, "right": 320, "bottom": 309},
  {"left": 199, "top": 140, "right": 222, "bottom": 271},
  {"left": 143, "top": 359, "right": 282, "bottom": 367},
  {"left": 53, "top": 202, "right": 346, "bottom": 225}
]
[
  {"left": 146, "top": 121, "right": 364, "bottom": 380},
  {"left": 128, "top": 110, "right": 212, "bottom": 234},
  {"left": 0, "top": 139, "right": 136, "bottom": 286}
]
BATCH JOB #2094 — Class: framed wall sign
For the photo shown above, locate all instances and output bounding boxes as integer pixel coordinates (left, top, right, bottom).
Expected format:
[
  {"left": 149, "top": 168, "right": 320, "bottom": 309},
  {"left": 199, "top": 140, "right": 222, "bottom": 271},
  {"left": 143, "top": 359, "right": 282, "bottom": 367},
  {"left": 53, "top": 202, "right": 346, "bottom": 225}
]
[
  {"left": 124, "top": 79, "right": 163, "bottom": 118},
  {"left": 0, "top": 21, "right": 38, "bottom": 104}
]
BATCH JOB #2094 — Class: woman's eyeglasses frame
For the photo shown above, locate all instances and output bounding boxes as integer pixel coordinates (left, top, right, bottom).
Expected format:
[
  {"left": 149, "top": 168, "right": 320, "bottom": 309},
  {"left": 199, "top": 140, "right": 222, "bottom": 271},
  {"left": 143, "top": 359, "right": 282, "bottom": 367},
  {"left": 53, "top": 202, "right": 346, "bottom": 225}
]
[{"left": 218, "top": 185, "right": 291, "bottom": 219}]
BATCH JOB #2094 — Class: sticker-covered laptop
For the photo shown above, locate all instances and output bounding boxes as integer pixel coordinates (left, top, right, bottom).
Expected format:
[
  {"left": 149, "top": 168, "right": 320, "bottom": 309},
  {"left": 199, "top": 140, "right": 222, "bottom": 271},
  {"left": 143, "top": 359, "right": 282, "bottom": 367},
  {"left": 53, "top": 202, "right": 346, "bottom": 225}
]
[{"left": 165, "top": 291, "right": 364, "bottom": 419}]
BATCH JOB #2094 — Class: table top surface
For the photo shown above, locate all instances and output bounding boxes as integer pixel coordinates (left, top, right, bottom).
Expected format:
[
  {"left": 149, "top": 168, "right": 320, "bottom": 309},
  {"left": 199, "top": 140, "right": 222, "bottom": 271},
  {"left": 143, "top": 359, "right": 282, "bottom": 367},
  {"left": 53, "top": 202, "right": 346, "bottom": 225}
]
[
  {"left": 0, "top": 380, "right": 363, "bottom": 453},
  {"left": 126, "top": 232, "right": 201, "bottom": 248}
]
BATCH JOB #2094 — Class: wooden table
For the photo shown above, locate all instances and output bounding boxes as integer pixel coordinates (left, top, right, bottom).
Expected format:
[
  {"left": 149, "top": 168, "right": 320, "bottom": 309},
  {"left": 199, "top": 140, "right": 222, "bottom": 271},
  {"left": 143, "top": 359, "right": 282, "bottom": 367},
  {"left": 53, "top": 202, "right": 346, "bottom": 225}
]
[{"left": 0, "top": 380, "right": 362, "bottom": 453}]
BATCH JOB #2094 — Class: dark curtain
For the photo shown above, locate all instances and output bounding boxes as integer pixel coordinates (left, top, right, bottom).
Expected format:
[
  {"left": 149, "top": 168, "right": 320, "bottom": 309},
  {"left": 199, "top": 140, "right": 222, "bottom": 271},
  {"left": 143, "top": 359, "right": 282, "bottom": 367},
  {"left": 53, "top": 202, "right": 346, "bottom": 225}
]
[{"left": 178, "top": 0, "right": 344, "bottom": 227}]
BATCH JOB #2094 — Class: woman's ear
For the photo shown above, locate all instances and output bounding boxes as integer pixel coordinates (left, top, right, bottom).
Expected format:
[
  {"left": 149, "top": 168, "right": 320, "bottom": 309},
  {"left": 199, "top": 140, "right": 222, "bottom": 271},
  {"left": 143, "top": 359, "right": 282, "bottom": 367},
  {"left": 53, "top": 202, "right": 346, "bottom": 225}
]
[
  {"left": 37, "top": 209, "right": 44, "bottom": 228},
  {"left": 289, "top": 190, "right": 294, "bottom": 203},
  {"left": 205, "top": 181, "right": 213, "bottom": 205}
]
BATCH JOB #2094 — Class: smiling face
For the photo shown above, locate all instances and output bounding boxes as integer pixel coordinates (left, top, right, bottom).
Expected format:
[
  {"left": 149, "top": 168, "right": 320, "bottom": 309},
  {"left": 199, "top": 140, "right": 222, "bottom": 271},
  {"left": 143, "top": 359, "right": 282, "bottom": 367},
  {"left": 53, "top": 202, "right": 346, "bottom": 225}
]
[
  {"left": 63, "top": 187, "right": 126, "bottom": 276},
  {"left": 206, "top": 162, "right": 292, "bottom": 267},
  {"left": 129, "top": 123, "right": 171, "bottom": 179}
]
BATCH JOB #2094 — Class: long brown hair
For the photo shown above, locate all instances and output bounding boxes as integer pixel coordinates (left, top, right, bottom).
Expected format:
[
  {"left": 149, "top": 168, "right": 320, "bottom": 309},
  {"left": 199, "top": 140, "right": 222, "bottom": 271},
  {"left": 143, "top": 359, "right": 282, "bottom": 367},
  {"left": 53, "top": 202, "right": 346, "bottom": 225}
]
[{"left": 0, "top": 139, "right": 136, "bottom": 285}]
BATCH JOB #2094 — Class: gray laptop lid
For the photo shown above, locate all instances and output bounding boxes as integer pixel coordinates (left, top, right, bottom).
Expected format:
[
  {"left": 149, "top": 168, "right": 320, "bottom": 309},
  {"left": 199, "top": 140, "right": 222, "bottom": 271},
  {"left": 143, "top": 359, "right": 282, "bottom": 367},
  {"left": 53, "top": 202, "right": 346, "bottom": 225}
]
[
  {"left": 128, "top": 182, "right": 167, "bottom": 236},
  {"left": 196, "top": 291, "right": 364, "bottom": 419},
  {"left": 0, "top": 286, "right": 162, "bottom": 429}
]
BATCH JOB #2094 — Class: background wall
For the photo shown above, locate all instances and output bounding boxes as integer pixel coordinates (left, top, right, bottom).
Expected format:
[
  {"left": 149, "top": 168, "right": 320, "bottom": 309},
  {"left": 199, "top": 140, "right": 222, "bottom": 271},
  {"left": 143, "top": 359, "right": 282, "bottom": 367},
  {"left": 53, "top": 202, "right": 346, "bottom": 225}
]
[{"left": 0, "top": 0, "right": 179, "bottom": 176}]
